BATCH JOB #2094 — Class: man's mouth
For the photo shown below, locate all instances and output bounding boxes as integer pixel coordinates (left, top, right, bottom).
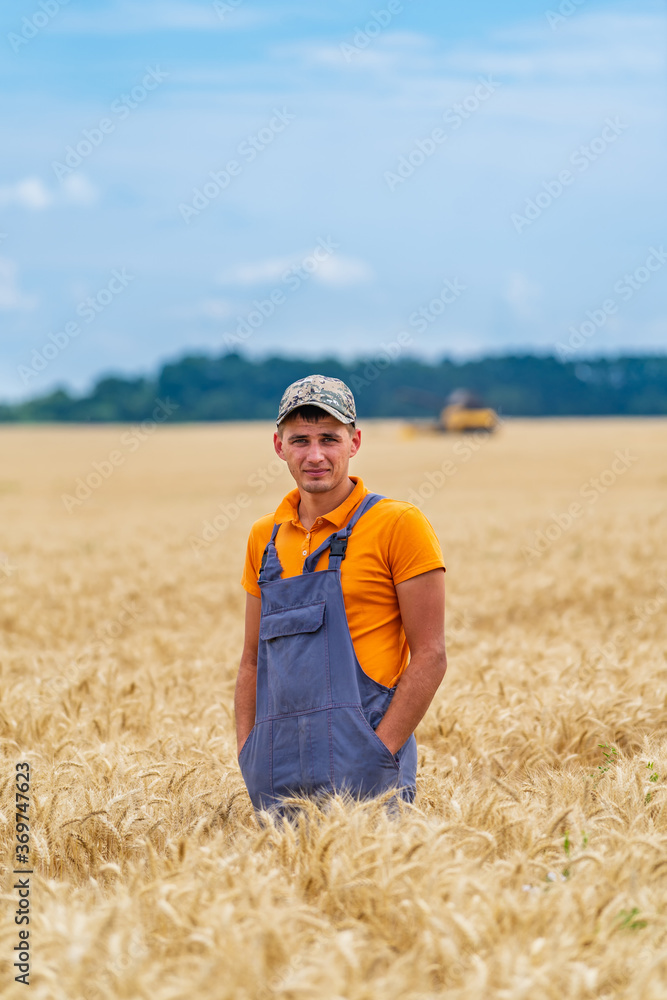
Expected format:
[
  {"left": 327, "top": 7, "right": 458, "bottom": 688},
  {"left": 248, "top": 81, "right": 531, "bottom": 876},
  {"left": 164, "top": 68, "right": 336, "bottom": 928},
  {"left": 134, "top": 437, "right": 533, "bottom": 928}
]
[{"left": 303, "top": 469, "right": 329, "bottom": 477}]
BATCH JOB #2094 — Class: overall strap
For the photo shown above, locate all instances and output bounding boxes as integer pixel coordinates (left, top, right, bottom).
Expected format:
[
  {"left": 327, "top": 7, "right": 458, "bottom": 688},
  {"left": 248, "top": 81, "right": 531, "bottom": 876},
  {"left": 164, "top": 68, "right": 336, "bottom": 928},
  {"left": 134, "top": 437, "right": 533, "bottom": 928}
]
[
  {"left": 302, "top": 493, "right": 384, "bottom": 575},
  {"left": 257, "top": 522, "right": 282, "bottom": 584}
]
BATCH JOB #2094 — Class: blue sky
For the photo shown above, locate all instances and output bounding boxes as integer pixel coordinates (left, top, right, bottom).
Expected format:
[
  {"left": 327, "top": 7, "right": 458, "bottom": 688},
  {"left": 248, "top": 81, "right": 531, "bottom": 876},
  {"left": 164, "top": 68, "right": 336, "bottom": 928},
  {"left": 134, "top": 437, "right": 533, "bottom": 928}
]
[{"left": 0, "top": 0, "right": 665, "bottom": 400}]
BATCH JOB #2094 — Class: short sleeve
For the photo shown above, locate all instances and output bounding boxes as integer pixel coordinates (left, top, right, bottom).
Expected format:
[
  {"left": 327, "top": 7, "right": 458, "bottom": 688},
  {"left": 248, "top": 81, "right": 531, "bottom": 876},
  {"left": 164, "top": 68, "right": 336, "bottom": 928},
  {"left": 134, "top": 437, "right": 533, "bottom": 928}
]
[
  {"left": 388, "top": 506, "right": 445, "bottom": 586},
  {"left": 241, "top": 529, "right": 262, "bottom": 597}
]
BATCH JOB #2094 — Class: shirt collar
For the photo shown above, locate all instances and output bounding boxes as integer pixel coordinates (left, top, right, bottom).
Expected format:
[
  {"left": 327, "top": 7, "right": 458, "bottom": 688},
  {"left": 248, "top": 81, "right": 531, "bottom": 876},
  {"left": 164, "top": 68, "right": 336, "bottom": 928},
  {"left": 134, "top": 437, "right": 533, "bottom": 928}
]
[{"left": 274, "top": 476, "right": 368, "bottom": 528}]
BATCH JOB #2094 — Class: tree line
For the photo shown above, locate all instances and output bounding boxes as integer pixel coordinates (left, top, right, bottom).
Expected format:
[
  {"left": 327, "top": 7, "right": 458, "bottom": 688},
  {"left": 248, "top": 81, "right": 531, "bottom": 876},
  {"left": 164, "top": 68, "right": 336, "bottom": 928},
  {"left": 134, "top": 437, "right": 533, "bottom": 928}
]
[{"left": 1, "top": 352, "right": 666, "bottom": 422}]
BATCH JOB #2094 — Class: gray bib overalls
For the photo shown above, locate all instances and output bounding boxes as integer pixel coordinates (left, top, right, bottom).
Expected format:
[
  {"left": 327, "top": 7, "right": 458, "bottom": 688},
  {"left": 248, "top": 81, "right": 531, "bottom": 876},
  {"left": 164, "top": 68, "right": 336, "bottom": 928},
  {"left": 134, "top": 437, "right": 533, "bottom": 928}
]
[{"left": 239, "top": 493, "right": 418, "bottom": 812}]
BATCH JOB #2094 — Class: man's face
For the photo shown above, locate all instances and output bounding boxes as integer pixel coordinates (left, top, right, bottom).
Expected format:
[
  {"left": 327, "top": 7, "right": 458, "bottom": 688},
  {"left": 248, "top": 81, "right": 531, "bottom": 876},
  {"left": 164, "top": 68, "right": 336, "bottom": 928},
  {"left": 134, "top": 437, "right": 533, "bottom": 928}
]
[{"left": 274, "top": 414, "right": 361, "bottom": 494}]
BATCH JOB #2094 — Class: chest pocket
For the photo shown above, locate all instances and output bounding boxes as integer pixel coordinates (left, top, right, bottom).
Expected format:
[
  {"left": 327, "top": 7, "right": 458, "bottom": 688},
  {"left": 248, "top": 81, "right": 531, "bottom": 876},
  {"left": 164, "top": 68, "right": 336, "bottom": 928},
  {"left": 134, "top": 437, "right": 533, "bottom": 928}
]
[
  {"left": 259, "top": 602, "right": 325, "bottom": 641},
  {"left": 259, "top": 601, "right": 328, "bottom": 714}
]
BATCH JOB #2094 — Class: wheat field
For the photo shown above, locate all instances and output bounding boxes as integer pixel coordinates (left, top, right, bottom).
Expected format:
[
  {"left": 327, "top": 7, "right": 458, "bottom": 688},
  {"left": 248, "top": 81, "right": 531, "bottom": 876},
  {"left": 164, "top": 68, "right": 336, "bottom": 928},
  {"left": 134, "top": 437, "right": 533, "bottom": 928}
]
[{"left": 1, "top": 418, "right": 666, "bottom": 1000}]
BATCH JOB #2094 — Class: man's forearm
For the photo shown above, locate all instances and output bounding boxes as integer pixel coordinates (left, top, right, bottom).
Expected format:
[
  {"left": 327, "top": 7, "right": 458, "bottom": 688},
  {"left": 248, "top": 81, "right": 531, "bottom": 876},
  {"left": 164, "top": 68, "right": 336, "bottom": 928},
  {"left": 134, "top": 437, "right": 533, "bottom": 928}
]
[
  {"left": 234, "top": 657, "right": 257, "bottom": 755},
  {"left": 374, "top": 648, "right": 447, "bottom": 756}
]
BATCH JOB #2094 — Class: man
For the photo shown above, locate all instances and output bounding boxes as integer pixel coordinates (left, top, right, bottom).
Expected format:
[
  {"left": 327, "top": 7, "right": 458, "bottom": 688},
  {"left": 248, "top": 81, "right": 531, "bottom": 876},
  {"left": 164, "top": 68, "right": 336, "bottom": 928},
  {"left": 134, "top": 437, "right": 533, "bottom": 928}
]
[{"left": 235, "top": 374, "right": 446, "bottom": 812}]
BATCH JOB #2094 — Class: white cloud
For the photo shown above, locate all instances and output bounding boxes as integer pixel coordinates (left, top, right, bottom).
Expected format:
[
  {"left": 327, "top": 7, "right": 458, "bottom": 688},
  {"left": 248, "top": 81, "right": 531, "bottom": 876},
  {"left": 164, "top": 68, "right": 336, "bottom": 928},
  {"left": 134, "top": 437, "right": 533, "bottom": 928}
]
[
  {"left": 504, "top": 272, "right": 542, "bottom": 322},
  {"left": 286, "top": 31, "right": 434, "bottom": 73},
  {"left": 285, "top": 11, "right": 664, "bottom": 83},
  {"left": 53, "top": 0, "right": 270, "bottom": 34},
  {"left": 169, "top": 298, "right": 237, "bottom": 322},
  {"left": 594, "top": 315, "right": 667, "bottom": 353},
  {"left": 446, "top": 11, "right": 665, "bottom": 80},
  {"left": 219, "top": 250, "right": 373, "bottom": 288},
  {"left": 0, "top": 177, "right": 52, "bottom": 210},
  {"left": 61, "top": 174, "right": 99, "bottom": 206},
  {"left": 443, "top": 335, "right": 493, "bottom": 362},
  {"left": 196, "top": 298, "right": 236, "bottom": 320},
  {"left": 315, "top": 255, "right": 374, "bottom": 287},
  {"left": 0, "top": 258, "right": 37, "bottom": 311},
  {"left": 0, "top": 174, "right": 99, "bottom": 210},
  {"left": 219, "top": 254, "right": 300, "bottom": 286}
]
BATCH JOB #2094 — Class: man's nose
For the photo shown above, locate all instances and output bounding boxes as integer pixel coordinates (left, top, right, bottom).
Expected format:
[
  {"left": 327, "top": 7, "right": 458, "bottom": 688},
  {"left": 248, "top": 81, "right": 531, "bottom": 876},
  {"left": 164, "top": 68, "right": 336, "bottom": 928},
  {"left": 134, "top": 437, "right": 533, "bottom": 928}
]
[{"left": 306, "top": 441, "right": 325, "bottom": 463}]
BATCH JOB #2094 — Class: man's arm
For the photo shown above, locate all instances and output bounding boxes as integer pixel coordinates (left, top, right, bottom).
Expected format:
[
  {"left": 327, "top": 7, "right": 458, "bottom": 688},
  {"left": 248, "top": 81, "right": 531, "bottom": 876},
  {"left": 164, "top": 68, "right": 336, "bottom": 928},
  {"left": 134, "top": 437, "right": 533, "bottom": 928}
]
[
  {"left": 374, "top": 568, "right": 447, "bottom": 755},
  {"left": 234, "top": 593, "right": 261, "bottom": 756}
]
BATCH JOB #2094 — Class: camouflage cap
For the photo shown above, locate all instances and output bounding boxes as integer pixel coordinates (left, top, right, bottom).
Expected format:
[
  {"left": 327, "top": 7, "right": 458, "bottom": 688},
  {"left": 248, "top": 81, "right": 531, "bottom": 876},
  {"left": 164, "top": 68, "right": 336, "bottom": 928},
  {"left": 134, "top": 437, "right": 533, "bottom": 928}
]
[{"left": 277, "top": 374, "right": 356, "bottom": 426}]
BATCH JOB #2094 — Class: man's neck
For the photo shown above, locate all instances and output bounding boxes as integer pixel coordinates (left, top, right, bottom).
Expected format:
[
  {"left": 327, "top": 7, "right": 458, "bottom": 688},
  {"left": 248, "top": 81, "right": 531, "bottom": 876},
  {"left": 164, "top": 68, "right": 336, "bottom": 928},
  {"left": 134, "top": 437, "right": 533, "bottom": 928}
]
[{"left": 297, "top": 477, "right": 356, "bottom": 530}]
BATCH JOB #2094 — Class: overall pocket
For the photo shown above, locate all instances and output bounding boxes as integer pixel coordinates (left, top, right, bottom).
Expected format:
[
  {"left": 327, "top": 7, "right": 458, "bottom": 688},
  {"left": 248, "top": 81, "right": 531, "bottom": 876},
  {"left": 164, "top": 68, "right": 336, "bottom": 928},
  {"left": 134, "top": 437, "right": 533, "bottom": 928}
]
[
  {"left": 238, "top": 721, "right": 274, "bottom": 812},
  {"left": 259, "top": 601, "right": 329, "bottom": 714},
  {"left": 356, "top": 708, "right": 400, "bottom": 769},
  {"left": 238, "top": 725, "right": 255, "bottom": 763},
  {"left": 329, "top": 706, "right": 399, "bottom": 800}
]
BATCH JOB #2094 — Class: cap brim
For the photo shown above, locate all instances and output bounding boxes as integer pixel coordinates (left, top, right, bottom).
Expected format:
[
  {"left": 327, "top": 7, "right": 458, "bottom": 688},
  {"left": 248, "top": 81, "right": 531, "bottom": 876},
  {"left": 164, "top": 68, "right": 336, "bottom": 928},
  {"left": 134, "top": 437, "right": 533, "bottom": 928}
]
[{"left": 277, "top": 401, "right": 355, "bottom": 425}]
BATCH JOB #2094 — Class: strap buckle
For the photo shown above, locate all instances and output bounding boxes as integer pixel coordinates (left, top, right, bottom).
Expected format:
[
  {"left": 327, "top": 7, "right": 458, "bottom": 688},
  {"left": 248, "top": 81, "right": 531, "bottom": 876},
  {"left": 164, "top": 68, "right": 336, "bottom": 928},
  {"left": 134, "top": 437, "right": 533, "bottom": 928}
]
[{"left": 329, "top": 536, "right": 348, "bottom": 560}]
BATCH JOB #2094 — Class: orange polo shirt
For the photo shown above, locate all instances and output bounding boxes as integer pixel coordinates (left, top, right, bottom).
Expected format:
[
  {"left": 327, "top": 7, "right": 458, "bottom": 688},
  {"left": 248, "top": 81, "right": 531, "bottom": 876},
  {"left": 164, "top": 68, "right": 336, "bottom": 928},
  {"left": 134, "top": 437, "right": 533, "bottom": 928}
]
[{"left": 241, "top": 477, "right": 445, "bottom": 687}]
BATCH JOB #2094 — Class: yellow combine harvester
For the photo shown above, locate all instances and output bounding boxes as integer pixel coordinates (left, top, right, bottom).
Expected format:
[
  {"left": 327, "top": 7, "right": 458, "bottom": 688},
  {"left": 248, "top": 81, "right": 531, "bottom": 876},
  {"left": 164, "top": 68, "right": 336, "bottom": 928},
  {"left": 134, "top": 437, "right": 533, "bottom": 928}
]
[
  {"left": 439, "top": 389, "right": 498, "bottom": 432},
  {"left": 402, "top": 389, "right": 499, "bottom": 436}
]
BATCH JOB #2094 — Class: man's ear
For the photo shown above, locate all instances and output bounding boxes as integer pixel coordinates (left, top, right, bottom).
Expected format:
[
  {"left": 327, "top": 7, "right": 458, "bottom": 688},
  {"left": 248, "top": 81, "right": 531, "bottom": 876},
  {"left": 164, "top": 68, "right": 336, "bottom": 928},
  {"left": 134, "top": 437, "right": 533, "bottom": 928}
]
[
  {"left": 349, "top": 428, "right": 361, "bottom": 458},
  {"left": 273, "top": 431, "right": 286, "bottom": 459}
]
